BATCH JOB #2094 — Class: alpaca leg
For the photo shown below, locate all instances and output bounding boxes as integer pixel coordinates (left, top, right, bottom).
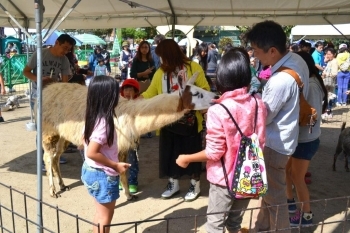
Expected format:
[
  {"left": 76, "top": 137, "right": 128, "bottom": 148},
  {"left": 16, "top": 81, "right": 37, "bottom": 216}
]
[
  {"left": 54, "top": 138, "right": 70, "bottom": 192},
  {"left": 120, "top": 172, "right": 137, "bottom": 201},
  {"left": 118, "top": 151, "right": 137, "bottom": 201},
  {"left": 43, "top": 134, "right": 60, "bottom": 198}
]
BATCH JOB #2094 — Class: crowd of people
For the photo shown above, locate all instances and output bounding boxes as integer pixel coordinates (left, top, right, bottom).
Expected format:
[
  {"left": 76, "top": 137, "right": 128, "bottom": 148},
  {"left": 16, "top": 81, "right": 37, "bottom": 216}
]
[{"left": 7, "top": 21, "right": 349, "bottom": 233}]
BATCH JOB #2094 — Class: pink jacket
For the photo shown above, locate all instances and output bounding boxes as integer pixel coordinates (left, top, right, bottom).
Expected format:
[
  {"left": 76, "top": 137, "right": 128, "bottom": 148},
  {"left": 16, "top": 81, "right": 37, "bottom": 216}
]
[{"left": 205, "top": 87, "right": 267, "bottom": 186}]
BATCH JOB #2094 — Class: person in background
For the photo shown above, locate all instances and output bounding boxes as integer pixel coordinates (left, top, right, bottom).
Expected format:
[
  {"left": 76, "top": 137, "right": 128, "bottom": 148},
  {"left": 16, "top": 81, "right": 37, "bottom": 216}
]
[
  {"left": 207, "top": 43, "right": 218, "bottom": 76},
  {"left": 336, "top": 43, "right": 350, "bottom": 106},
  {"left": 286, "top": 51, "right": 327, "bottom": 227},
  {"left": 322, "top": 47, "right": 338, "bottom": 114},
  {"left": 312, "top": 41, "right": 325, "bottom": 74},
  {"left": 101, "top": 45, "right": 111, "bottom": 74},
  {"left": 130, "top": 41, "right": 155, "bottom": 81},
  {"left": 120, "top": 41, "right": 133, "bottom": 81},
  {"left": 82, "top": 75, "right": 130, "bottom": 233},
  {"left": 94, "top": 58, "right": 109, "bottom": 77},
  {"left": 299, "top": 40, "right": 312, "bottom": 54},
  {"left": 176, "top": 48, "right": 267, "bottom": 233},
  {"left": 141, "top": 39, "right": 210, "bottom": 202},
  {"left": 120, "top": 79, "right": 141, "bottom": 193},
  {"left": 246, "top": 46, "right": 261, "bottom": 72},
  {"left": 150, "top": 34, "right": 166, "bottom": 70},
  {"left": 244, "top": 20, "right": 309, "bottom": 233},
  {"left": 88, "top": 47, "right": 103, "bottom": 73},
  {"left": 0, "top": 73, "right": 6, "bottom": 122}
]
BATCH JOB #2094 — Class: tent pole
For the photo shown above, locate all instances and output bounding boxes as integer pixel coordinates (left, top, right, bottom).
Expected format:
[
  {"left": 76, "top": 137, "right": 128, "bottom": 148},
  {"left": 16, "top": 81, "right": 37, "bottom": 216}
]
[
  {"left": 0, "top": 3, "right": 33, "bottom": 40},
  {"left": 185, "top": 17, "right": 205, "bottom": 36},
  {"left": 323, "top": 17, "right": 349, "bottom": 40},
  {"left": 44, "top": 0, "right": 81, "bottom": 38},
  {"left": 34, "top": 0, "right": 44, "bottom": 232},
  {"left": 42, "top": 0, "right": 68, "bottom": 41},
  {"left": 144, "top": 17, "right": 161, "bottom": 35}
]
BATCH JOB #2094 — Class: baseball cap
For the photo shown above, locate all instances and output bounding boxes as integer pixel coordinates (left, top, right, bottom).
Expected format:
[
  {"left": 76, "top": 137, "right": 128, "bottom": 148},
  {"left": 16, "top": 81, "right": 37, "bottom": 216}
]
[
  {"left": 121, "top": 79, "right": 140, "bottom": 97},
  {"left": 339, "top": 43, "right": 347, "bottom": 49}
]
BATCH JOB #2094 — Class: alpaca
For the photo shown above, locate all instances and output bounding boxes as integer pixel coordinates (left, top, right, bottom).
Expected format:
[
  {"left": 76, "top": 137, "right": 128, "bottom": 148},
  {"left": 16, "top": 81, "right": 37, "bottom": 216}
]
[{"left": 40, "top": 74, "right": 215, "bottom": 199}]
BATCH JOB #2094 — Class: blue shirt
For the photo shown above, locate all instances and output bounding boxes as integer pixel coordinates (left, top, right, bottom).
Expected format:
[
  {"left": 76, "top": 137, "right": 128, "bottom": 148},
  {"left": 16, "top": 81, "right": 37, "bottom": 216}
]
[
  {"left": 263, "top": 52, "right": 309, "bottom": 155},
  {"left": 312, "top": 49, "right": 324, "bottom": 67}
]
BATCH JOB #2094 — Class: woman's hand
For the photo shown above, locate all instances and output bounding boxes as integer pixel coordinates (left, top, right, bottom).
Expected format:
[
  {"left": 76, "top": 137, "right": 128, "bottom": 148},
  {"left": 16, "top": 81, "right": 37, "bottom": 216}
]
[{"left": 176, "top": 155, "right": 190, "bottom": 168}]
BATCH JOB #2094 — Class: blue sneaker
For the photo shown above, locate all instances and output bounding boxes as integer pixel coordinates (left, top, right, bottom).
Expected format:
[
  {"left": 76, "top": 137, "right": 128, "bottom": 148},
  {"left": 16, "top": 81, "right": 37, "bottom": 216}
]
[
  {"left": 59, "top": 157, "right": 67, "bottom": 164},
  {"left": 42, "top": 161, "right": 46, "bottom": 172},
  {"left": 287, "top": 198, "right": 297, "bottom": 214},
  {"left": 290, "top": 211, "right": 313, "bottom": 227}
]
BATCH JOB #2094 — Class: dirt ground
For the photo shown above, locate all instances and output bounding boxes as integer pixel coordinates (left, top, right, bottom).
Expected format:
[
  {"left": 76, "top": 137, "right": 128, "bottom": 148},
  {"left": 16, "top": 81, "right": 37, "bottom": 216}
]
[{"left": 1, "top": 94, "right": 350, "bottom": 233}]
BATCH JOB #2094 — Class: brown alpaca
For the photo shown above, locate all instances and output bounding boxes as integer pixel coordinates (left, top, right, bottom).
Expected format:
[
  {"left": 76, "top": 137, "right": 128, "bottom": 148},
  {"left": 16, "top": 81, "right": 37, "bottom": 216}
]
[{"left": 41, "top": 77, "right": 214, "bottom": 199}]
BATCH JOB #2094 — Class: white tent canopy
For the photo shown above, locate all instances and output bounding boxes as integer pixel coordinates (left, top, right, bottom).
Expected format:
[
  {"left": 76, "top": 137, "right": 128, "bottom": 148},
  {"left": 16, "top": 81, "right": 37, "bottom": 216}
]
[
  {"left": 291, "top": 24, "right": 350, "bottom": 40},
  {"left": 0, "top": 0, "right": 350, "bottom": 30}
]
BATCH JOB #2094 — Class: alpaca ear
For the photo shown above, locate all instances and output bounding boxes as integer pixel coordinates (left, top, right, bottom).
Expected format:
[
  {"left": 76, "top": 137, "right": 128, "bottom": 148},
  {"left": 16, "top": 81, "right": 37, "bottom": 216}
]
[{"left": 186, "top": 71, "right": 199, "bottom": 85}]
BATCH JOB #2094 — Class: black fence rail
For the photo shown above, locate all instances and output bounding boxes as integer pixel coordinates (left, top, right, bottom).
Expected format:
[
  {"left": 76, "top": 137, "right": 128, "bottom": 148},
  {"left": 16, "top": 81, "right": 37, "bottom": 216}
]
[{"left": 1, "top": 180, "right": 350, "bottom": 233}]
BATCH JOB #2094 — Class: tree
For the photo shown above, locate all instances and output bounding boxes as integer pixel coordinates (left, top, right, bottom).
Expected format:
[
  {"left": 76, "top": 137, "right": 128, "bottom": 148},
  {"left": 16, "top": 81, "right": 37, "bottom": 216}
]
[{"left": 218, "top": 37, "right": 233, "bottom": 53}]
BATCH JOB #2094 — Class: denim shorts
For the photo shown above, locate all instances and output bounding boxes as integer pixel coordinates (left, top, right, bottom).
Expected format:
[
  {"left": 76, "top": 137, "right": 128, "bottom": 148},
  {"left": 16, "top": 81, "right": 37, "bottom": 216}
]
[
  {"left": 292, "top": 138, "right": 320, "bottom": 160},
  {"left": 81, "top": 162, "right": 120, "bottom": 203}
]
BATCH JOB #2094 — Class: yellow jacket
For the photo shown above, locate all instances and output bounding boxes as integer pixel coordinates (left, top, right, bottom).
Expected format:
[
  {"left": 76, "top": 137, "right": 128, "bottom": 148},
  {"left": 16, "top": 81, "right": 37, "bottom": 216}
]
[
  {"left": 336, "top": 52, "right": 350, "bottom": 72},
  {"left": 141, "top": 61, "right": 210, "bottom": 132}
]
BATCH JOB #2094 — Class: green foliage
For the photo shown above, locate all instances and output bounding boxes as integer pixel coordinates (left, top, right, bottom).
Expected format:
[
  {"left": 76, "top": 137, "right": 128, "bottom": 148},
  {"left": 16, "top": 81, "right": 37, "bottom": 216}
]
[{"left": 218, "top": 37, "right": 233, "bottom": 50}]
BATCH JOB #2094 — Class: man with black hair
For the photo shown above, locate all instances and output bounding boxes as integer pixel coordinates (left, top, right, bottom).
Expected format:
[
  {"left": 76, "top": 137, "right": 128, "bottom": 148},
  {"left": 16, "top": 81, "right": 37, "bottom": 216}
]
[
  {"left": 23, "top": 33, "right": 75, "bottom": 167},
  {"left": 151, "top": 34, "right": 165, "bottom": 69},
  {"left": 312, "top": 41, "right": 325, "bottom": 73},
  {"left": 245, "top": 20, "right": 309, "bottom": 233},
  {"left": 101, "top": 45, "right": 111, "bottom": 73}
]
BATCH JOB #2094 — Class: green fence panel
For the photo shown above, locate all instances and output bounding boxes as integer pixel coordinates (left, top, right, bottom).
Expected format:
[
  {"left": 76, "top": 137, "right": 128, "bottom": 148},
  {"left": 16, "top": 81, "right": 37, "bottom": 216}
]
[
  {"left": 1, "top": 55, "right": 28, "bottom": 89},
  {"left": 76, "top": 49, "right": 94, "bottom": 61}
]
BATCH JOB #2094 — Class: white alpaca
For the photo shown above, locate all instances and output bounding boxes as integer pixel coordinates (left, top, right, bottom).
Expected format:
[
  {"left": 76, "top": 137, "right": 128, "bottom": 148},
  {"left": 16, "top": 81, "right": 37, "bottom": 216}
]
[{"left": 40, "top": 74, "right": 215, "bottom": 199}]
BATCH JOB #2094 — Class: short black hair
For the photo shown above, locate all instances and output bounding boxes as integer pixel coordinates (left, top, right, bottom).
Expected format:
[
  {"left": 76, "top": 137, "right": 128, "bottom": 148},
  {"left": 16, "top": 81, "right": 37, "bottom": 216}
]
[
  {"left": 314, "top": 41, "right": 323, "bottom": 48},
  {"left": 244, "top": 20, "right": 287, "bottom": 54},
  {"left": 57, "top": 34, "right": 75, "bottom": 46},
  {"left": 216, "top": 47, "right": 251, "bottom": 94}
]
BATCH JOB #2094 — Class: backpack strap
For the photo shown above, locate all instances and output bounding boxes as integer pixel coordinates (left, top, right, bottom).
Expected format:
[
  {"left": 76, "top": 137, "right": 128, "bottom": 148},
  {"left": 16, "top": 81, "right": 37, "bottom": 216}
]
[
  {"left": 277, "top": 66, "right": 304, "bottom": 91},
  {"left": 219, "top": 94, "right": 258, "bottom": 134}
]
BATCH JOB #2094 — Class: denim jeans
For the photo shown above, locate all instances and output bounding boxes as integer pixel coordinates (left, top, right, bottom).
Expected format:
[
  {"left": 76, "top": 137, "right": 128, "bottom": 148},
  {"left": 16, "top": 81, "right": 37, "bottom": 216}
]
[
  {"left": 127, "top": 149, "right": 139, "bottom": 185},
  {"left": 337, "top": 71, "right": 350, "bottom": 104}
]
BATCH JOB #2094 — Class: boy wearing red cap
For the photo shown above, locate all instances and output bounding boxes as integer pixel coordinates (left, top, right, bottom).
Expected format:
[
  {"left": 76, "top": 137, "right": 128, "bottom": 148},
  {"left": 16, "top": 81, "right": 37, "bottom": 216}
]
[{"left": 120, "top": 79, "right": 140, "bottom": 193}]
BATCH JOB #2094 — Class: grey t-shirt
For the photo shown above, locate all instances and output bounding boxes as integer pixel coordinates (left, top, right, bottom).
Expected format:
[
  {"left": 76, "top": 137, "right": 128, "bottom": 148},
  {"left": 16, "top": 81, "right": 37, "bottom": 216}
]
[{"left": 28, "top": 48, "right": 71, "bottom": 98}]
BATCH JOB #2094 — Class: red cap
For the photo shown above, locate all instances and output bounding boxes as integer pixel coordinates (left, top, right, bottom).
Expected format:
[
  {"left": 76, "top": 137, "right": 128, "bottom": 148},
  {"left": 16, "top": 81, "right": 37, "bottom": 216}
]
[{"left": 121, "top": 78, "right": 140, "bottom": 97}]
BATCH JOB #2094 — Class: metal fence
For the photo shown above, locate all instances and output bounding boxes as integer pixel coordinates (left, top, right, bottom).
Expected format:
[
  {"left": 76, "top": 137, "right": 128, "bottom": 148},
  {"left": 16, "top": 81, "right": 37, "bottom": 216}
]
[
  {"left": 1, "top": 180, "right": 350, "bottom": 233},
  {"left": 0, "top": 55, "right": 29, "bottom": 90}
]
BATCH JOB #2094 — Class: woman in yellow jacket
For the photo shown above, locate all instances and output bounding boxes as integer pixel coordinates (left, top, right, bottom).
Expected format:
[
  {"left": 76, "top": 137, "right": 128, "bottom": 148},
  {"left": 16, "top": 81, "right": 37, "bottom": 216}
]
[
  {"left": 336, "top": 44, "right": 350, "bottom": 106},
  {"left": 141, "top": 39, "right": 210, "bottom": 201}
]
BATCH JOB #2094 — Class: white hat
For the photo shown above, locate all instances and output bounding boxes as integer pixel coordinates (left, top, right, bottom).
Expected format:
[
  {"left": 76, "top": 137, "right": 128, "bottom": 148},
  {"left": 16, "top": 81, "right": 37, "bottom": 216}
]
[{"left": 339, "top": 43, "right": 347, "bottom": 49}]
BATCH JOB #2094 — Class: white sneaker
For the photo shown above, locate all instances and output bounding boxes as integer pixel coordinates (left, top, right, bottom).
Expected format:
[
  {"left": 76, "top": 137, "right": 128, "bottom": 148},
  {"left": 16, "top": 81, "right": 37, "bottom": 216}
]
[
  {"left": 342, "top": 103, "right": 347, "bottom": 106},
  {"left": 184, "top": 179, "right": 200, "bottom": 201},
  {"left": 336, "top": 102, "right": 341, "bottom": 107},
  {"left": 161, "top": 178, "right": 179, "bottom": 198}
]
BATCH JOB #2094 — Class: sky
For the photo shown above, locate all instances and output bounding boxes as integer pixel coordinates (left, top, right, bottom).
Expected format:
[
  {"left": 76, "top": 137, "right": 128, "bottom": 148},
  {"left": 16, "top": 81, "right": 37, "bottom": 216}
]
[{"left": 4, "top": 27, "right": 36, "bottom": 37}]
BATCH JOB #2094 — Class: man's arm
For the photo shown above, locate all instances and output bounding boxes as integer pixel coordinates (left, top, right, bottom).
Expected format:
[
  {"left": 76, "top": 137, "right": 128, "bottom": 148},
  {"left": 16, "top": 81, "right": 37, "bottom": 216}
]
[{"left": 23, "top": 65, "right": 37, "bottom": 82}]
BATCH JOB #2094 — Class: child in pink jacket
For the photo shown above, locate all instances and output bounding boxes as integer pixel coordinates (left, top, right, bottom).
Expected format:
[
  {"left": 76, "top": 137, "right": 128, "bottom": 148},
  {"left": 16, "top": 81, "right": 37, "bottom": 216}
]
[{"left": 176, "top": 48, "right": 267, "bottom": 233}]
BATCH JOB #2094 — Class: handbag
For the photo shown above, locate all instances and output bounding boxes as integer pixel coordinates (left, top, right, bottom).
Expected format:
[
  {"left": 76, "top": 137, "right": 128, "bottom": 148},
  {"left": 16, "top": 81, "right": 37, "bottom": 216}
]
[{"left": 137, "top": 78, "right": 151, "bottom": 93}]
